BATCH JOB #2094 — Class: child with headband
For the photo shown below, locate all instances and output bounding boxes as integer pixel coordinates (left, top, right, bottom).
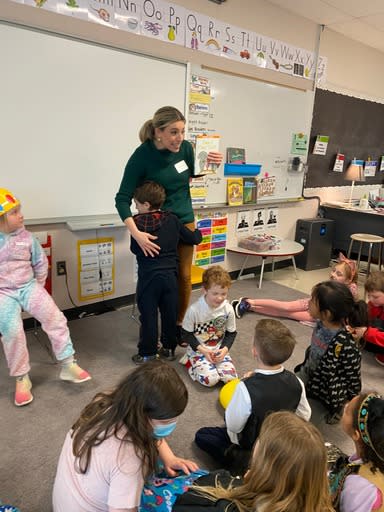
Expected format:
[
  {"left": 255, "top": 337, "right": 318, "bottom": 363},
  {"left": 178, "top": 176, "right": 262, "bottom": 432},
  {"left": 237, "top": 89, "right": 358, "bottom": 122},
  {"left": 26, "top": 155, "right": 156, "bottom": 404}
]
[
  {"left": 231, "top": 253, "right": 358, "bottom": 322},
  {"left": 0, "top": 188, "right": 91, "bottom": 407},
  {"left": 330, "top": 392, "right": 384, "bottom": 511}
]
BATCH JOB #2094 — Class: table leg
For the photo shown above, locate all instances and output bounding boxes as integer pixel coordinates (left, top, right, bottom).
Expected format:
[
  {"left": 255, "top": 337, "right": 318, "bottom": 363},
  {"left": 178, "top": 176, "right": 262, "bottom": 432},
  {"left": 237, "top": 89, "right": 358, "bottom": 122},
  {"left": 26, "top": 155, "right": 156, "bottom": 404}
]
[
  {"left": 237, "top": 255, "right": 249, "bottom": 280},
  {"left": 291, "top": 256, "right": 298, "bottom": 280},
  {"left": 258, "top": 257, "right": 266, "bottom": 288}
]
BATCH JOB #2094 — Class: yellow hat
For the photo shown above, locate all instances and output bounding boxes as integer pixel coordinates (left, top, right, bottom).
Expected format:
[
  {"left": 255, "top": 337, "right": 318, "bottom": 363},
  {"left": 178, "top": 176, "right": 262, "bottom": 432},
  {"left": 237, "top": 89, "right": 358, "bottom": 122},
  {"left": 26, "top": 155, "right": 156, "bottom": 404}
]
[{"left": 0, "top": 188, "right": 20, "bottom": 217}]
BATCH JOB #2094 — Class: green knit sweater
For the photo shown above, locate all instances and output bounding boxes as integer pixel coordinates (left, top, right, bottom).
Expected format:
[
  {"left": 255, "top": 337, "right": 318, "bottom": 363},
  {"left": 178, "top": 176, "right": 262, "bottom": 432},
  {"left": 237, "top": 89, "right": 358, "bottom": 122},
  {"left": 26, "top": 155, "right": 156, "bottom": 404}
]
[{"left": 115, "top": 139, "right": 195, "bottom": 224}]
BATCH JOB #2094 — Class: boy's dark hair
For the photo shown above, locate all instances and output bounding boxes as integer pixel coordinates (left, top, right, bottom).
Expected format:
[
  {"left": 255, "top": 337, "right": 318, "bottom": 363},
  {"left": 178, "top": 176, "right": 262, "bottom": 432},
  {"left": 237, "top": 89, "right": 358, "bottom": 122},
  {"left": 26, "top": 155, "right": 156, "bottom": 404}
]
[
  {"left": 365, "top": 271, "right": 384, "bottom": 294},
  {"left": 311, "top": 281, "right": 354, "bottom": 322},
  {"left": 347, "top": 300, "right": 368, "bottom": 328},
  {"left": 254, "top": 318, "right": 296, "bottom": 366},
  {"left": 202, "top": 265, "right": 232, "bottom": 290},
  {"left": 134, "top": 181, "right": 166, "bottom": 210}
]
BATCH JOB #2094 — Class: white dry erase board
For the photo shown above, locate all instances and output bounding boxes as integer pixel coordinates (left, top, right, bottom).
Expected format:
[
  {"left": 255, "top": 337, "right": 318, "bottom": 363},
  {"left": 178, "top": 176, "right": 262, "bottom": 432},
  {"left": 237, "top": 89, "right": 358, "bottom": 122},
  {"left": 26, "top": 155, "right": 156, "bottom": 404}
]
[
  {"left": 0, "top": 23, "right": 187, "bottom": 220},
  {"left": 193, "top": 66, "right": 314, "bottom": 204}
]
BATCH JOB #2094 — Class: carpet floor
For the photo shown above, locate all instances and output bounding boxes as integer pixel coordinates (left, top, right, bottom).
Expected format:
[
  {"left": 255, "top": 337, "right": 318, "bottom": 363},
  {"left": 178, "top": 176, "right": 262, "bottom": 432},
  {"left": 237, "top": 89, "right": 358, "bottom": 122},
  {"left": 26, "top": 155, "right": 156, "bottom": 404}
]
[{"left": 1, "top": 278, "right": 383, "bottom": 511}]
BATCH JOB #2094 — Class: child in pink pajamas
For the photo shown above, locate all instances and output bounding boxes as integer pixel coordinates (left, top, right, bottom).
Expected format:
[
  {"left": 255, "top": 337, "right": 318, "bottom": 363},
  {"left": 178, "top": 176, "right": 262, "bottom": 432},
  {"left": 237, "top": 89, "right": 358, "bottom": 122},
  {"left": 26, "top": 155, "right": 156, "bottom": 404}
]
[
  {"left": 0, "top": 188, "right": 91, "bottom": 407},
  {"left": 231, "top": 253, "right": 359, "bottom": 324}
]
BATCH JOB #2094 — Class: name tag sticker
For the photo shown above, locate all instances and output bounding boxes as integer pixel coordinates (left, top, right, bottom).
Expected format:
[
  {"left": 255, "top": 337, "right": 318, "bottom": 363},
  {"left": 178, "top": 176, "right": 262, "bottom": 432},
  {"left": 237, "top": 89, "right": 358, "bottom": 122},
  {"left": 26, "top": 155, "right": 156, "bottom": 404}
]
[{"left": 175, "top": 160, "right": 188, "bottom": 173}]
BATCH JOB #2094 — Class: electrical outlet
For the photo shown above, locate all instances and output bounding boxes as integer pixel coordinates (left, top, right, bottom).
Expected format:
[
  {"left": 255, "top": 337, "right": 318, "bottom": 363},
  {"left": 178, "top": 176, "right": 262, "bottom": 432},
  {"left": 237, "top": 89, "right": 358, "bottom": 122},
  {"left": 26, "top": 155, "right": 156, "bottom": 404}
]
[{"left": 56, "top": 261, "right": 67, "bottom": 276}]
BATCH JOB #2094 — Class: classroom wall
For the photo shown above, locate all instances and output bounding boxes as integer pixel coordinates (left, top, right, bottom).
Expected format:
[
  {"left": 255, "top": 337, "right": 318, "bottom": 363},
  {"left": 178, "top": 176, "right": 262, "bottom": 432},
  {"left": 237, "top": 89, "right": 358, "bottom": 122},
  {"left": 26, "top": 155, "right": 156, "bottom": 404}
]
[
  {"left": 305, "top": 27, "right": 384, "bottom": 202},
  {"left": 2, "top": 0, "right": 383, "bottom": 309}
]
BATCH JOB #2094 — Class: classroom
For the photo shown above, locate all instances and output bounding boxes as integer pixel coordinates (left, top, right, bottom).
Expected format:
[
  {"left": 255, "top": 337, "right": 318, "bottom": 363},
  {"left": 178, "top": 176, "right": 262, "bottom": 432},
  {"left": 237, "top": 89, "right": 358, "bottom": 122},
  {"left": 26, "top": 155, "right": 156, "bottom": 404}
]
[{"left": 1, "top": 0, "right": 384, "bottom": 510}]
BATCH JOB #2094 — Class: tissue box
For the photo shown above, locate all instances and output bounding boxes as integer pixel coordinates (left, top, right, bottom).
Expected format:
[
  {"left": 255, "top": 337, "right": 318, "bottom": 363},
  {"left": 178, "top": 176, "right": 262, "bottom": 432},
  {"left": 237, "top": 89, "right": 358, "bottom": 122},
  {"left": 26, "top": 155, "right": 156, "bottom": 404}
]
[{"left": 238, "top": 235, "right": 280, "bottom": 252}]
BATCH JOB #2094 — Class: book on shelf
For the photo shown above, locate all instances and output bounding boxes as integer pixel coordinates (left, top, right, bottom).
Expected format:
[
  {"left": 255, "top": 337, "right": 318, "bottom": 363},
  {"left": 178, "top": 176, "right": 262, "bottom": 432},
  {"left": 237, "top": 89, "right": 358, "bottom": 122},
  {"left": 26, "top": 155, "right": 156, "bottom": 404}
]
[
  {"left": 243, "top": 177, "right": 258, "bottom": 204},
  {"left": 194, "top": 134, "right": 221, "bottom": 175},
  {"left": 226, "top": 147, "right": 246, "bottom": 164},
  {"left": 227, "top": 178, "right": 243, "bottom": 206}
]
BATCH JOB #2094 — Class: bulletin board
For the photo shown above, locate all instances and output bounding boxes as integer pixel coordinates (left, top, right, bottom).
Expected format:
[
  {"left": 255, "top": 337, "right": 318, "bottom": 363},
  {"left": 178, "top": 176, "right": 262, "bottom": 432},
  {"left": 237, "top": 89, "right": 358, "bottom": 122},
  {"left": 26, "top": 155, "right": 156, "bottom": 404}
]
[
  {"left": 0, "top": 22, "right": 187, "bottom": 220},
  {"left": 306, "top": 89, "right": 384, "bottom": 188},
  {"left": 189, "top": 66, "right": 314, "bottom": 204}
]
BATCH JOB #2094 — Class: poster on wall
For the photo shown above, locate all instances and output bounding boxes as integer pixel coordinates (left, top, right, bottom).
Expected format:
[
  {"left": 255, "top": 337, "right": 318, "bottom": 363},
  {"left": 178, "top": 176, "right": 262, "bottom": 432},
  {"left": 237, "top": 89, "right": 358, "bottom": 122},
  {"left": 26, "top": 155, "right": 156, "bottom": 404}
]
[
  {"left": 195, "top": 212, "right": 227, "bottom": 266},
  {"left": 253, "top": 209, "right": 266, "bottom": 232},
  {"left": 236, "top": 210, "right": 251, "bottom": 233},
  {"left": 266, "top": 207, "right": 279, "bottom": 229},
  {"left": 77, "top": 238, "right": 114, "bottom": 301}
]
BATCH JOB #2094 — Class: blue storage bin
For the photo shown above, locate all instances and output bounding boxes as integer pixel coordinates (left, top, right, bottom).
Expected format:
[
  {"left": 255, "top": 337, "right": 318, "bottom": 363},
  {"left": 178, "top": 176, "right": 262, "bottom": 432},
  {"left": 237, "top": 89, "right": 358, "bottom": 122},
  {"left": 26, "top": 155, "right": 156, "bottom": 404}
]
[{"left": 224, "top": 163, "right": 262, "bottom": 176}]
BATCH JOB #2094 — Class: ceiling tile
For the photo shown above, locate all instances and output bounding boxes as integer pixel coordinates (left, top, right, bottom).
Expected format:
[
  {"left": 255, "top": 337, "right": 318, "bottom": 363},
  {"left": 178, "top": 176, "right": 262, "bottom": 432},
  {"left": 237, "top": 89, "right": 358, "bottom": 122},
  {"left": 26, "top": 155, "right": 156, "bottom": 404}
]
[{"left": 268, "top": 0, "right": 350, "bottom": 24}]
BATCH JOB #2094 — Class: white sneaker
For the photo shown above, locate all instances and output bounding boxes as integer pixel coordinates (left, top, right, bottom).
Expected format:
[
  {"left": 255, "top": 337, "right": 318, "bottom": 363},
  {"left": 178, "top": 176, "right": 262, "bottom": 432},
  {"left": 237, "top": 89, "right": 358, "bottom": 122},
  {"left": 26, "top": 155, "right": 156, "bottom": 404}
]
[{"left": 60, "top": 361, "right": 91, "bottom": 383}]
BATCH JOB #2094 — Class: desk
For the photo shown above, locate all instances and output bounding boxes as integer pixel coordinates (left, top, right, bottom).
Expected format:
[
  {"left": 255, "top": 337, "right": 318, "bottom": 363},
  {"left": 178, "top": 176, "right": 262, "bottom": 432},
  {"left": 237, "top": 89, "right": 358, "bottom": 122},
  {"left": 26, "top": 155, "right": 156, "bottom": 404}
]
[
  {"left": 227, "top": 239, "right": 304, "bottom": 288},
  {"left": 320, "top": 203, "right": 384, "bottom": 257}
]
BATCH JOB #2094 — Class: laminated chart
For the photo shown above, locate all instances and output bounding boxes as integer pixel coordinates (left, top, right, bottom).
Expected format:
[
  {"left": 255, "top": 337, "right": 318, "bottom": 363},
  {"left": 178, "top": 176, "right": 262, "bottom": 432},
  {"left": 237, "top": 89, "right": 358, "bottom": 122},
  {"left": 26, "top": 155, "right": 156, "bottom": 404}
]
[
  {"left": 77, "top": 238, "right": 114, "bottom": 301},
  {"left": 195, "top": 213, "right": 227, "bottom": 266}
]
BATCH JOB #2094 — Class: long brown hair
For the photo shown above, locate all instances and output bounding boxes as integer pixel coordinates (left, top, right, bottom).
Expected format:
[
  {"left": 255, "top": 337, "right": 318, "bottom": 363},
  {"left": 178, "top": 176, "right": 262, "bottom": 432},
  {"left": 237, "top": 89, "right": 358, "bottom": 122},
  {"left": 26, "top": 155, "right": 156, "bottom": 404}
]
[
  {"left": 71, "top": 360, "right": 188, "bottom": 478},
  {"left": 194, "top": 412, "right": 334, "bottom": 512},
  {"left": 139, "top": 106, "right": 185, "bottom": 142}
]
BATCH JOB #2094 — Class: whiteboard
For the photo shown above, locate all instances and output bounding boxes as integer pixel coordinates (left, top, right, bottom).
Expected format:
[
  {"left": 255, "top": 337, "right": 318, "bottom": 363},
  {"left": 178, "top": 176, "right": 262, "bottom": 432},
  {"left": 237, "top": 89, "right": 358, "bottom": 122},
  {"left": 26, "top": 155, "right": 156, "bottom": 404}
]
[
  {"left": 0, "top": 23, "right": 187, "bottom": 220},
  {"left": 192, "top": 67, "right": 314, "bottom": 204}
]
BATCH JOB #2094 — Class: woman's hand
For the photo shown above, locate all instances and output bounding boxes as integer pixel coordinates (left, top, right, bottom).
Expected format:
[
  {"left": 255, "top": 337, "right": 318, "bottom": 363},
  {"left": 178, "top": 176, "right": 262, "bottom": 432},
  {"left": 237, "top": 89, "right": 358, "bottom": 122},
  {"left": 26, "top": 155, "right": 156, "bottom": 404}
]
[
  {"left": 207, "top": 151, "right": 223, "bottom": 166},
  {"left": 133, "top": 230, "right": 160, "bottom": 257}
]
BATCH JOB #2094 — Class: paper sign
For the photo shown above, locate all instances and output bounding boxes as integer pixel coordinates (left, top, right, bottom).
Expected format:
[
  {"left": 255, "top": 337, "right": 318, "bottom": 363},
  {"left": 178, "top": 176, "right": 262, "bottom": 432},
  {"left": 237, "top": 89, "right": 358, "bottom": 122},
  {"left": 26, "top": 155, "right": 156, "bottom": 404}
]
[
  {"left": 291, "top": 133, "right": 308, "bottom": 155},
  {"left": 333, "top": 153, "right": 345, "bottom": 173},
  {"left": 380, "top": 157, "right": 384, "bottom": 172},
  {"left": 313, "top": 135, "right": 329, "bottom": 155},
  {"left": 364, "top": 160, "right": 377, "bottom": 178}
]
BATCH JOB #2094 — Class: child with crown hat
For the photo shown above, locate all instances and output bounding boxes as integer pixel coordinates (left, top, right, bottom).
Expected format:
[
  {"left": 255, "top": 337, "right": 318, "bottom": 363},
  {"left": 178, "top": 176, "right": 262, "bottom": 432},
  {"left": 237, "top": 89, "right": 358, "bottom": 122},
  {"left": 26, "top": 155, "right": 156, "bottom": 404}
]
[{"left": 0, "top": 188, "right": 91, "bottom": 406}]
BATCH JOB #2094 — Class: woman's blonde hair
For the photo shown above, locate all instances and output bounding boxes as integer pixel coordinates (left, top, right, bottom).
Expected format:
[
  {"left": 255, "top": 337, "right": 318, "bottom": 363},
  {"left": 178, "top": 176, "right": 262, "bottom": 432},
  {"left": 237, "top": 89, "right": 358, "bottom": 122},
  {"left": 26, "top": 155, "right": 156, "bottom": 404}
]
[
  {"left": 194, "top": 411, "right": 334, "bottom": 512},
  {"left": 139, "top": 106, "right": 185, "bottom": 142}
]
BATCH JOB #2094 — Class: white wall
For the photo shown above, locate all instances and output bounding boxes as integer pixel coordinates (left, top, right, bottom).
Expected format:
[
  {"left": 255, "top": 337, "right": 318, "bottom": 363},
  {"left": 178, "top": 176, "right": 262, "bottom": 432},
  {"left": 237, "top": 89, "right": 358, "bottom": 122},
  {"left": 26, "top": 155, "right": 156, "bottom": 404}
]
[{"left": 2, "top": 0, "right": 383, "bottom": 308}]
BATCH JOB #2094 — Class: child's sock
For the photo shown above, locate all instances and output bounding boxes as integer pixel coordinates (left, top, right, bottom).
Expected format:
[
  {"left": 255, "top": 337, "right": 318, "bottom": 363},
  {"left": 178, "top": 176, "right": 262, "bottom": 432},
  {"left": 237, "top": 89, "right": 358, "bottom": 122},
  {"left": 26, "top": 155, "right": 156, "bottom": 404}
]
[
  {"left": 59, "top": 357, "right": 91, "bottom": 383},
  {"left": 14, "top": 374, "right": 33, "bottom": 407}
]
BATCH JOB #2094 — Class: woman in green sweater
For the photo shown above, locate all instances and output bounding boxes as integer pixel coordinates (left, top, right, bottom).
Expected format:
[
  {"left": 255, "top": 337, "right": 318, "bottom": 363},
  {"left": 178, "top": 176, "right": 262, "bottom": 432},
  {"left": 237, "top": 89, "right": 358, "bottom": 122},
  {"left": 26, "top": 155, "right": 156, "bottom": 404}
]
[{"left": 115, "top": 106, "right": 222, "bottom": 343}]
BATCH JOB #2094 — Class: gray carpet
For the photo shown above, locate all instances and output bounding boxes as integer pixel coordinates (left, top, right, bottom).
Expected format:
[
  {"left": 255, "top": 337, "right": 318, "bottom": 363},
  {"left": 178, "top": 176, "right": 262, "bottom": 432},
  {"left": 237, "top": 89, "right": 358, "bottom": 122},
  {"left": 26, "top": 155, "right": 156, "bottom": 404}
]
[{"left": 1, "top": 278, "right": 383, "bottom": 511}]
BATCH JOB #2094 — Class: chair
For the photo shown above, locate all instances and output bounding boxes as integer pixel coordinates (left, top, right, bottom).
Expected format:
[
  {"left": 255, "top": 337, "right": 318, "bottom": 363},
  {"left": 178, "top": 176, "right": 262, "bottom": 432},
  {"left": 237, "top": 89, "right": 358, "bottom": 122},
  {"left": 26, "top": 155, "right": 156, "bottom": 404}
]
[{"left": 347, "top": 233, "right": 384, "bottom": 279}]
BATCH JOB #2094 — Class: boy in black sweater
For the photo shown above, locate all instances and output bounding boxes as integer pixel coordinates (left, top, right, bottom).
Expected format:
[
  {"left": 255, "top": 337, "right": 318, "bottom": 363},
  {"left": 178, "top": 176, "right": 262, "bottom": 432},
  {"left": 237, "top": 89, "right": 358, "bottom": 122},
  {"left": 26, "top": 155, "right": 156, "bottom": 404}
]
[{"left": 130, "top": 181, "right": 202, "bottom": 364}]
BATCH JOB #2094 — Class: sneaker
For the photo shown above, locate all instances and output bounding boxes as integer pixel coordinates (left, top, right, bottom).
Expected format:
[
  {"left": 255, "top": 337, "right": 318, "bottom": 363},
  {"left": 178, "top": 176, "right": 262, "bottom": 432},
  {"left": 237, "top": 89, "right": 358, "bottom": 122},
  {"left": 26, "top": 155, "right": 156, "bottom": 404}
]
[
  {"left": 15, "top": 374, "right": 33, "bottom": 407},
  {"left": 60, "top": 361, "right": 92, "bottom": 383},
  {"left": 158, "top": 347, "right": 176, "bottom": 361},
  {"left": 132, "top": 353, "right": 159, "bottom": 365},
  {"left": 234, "top": 297, "right": 250, "bottom": 319},
  {"left": 375, "top": 354, "right": 384, "bottom": 366}
]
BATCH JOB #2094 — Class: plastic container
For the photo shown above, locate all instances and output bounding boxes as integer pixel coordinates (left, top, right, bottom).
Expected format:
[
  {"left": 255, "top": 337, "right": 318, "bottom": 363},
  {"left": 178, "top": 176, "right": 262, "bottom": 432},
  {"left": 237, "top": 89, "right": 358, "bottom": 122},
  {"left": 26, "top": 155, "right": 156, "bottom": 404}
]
[{"left": 224, "top": 163, "right": 262, "bottom": 176}]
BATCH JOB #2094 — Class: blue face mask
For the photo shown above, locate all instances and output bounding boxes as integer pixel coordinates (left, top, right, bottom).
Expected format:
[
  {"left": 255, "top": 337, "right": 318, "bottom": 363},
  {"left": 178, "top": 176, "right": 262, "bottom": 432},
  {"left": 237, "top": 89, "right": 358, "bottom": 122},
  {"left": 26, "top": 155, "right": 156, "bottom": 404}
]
[{"left": 152, "top": 421, "right": 177, "bottom": 439}]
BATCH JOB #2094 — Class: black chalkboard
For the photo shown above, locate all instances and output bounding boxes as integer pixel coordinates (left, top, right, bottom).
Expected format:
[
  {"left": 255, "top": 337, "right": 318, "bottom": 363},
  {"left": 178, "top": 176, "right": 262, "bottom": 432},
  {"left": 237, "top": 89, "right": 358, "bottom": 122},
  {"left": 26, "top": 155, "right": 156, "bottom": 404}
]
[{"left": 306, "top": 89, "right": 384, "bottom": 188}]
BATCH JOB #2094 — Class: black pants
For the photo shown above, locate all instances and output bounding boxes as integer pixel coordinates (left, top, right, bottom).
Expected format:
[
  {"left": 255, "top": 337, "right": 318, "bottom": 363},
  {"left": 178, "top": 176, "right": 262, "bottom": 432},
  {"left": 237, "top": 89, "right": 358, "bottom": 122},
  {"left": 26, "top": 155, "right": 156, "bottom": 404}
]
[
  {"left": 195, "top": 426, "right": 232, "bottom": 466},
  {"left": 137, "top": 271, "right": 178, "bottom": 357},
  {"left": 195, "top": 426, "right": 251, "bottom": 475}
]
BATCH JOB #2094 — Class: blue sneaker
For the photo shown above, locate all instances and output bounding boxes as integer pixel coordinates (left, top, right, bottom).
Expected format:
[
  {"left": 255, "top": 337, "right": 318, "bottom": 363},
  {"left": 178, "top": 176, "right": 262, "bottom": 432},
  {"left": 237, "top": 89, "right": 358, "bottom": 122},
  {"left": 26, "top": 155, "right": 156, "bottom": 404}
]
[
  {"left": 235, "top": 297, "right": 250, "bottom": 319},
  {"left": 132, "top": 353, "right": 159, "bottom": 365}
]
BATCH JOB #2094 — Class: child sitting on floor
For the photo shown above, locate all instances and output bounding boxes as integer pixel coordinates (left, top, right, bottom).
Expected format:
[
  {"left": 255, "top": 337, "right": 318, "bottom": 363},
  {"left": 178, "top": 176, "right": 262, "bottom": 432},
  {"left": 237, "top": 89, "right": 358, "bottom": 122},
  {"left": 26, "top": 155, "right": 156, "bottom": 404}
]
[
  {"left": 175, "top": 412, "right": 333, "bottom": 512},
  {"left": 329, "top": 391, "right": 384, "bottom": 511},
  {"left": 195, "top": 318, "right": 311, "bottom": 475},
  {"left": 181, "top": 265, "right": 237, "bottom": 387},
  {"left": 355, "top": 271, "right": 384, "bottom": 367},
  {"left": 295, "top": 280, "right": 367, "bottom": 424},
  {"left": 0, "top": 188, "right": 90, "bottom": 407},
  {"left": 231, "top": 253, "right": 358, "bottom": 322}
]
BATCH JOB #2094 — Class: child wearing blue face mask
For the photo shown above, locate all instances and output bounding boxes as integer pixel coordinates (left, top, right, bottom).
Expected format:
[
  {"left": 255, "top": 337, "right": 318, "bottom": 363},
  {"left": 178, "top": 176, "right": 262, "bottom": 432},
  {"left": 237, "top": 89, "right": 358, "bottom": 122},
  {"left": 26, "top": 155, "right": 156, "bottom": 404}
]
[{"left": 53, "top": 360, "right": 199, "bottom": 512}]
